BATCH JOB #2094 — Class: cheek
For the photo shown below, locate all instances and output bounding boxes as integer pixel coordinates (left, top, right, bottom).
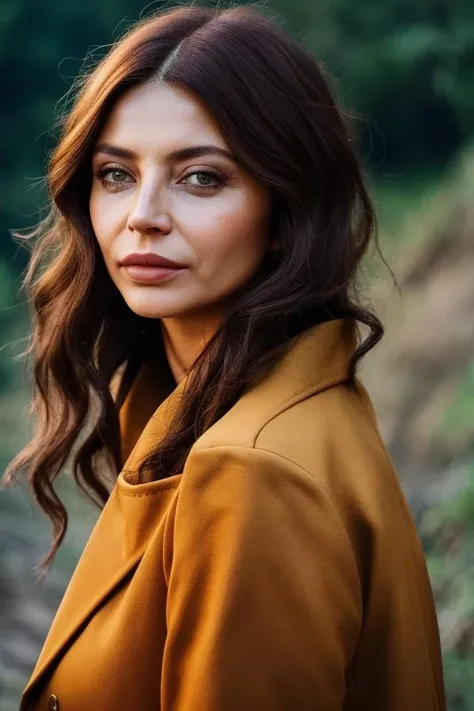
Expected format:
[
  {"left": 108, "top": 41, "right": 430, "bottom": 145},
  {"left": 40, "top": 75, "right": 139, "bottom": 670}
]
[
  {"left": 89, "top": 191, "right": 106, "bottom": 247},
  {"left": 186, "top": 195, "right": 270, "bottom": 270},
  {"left": 89, "top": 190, "right": 124, "bottom": 255}
]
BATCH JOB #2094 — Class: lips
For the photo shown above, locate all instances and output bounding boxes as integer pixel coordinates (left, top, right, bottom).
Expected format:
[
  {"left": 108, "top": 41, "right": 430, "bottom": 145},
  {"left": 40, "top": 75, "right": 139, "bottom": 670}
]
[{"left": 120, "top": 253, "right": 185, "bottom": 269}]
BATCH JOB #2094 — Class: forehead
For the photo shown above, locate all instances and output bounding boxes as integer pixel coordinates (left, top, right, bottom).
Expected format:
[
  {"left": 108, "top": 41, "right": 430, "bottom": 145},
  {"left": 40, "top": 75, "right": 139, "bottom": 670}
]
[{"left": 96, "top": 81, "right": 227, "bottom": 153}]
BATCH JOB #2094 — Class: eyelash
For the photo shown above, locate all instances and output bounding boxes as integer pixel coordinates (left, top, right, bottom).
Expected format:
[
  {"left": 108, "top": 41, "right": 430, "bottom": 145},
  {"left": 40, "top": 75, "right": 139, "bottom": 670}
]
[{"left": 93, "top": 165, "right": 225, "bottom": 193}]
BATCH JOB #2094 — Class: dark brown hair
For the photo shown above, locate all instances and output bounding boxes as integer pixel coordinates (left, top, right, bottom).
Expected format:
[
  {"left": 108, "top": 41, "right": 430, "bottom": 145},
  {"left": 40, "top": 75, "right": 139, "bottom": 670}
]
[{"left": 3, "top": 3, "right": 387, "bottom": 576}]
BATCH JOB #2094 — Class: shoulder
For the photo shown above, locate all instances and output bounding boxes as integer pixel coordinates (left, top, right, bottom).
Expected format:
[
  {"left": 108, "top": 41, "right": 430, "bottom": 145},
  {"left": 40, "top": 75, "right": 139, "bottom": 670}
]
[
  {"left": 192, "top": 372, "right": 397, "bottom": 508},
  {"left": 175, "top": 441, "right": 361, "bottom": 595},
  {"left": 185, "top": 377, "right": 412, "bottom": 574},
  {"left": 257, "top": 377, "right": 397, "bottom": 503},
  {"left": 182, "top": 317, "right": 414, "bottom": 559}
]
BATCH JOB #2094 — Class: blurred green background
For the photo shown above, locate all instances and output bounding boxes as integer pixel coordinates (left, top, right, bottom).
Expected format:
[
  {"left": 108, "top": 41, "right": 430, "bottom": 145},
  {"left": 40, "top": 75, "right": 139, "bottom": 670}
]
[{"left": 1, "top": 0, "right": 473, "bottom": 708}]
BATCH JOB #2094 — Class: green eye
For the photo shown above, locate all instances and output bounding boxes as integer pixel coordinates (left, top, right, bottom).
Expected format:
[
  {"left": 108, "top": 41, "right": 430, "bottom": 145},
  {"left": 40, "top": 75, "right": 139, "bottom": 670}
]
[
  {"left": 110, "top": 169, "right": 127, "bottom": 181},
  {"left": 102, "top": 169, "right": 130, "bottom": 182},
  {"left": 94, "top": 166, "right": 133, "bottom": 190},
  {"left": 193, "top": 172, "right": 214, "bottom": 185},
  {"left": 181, "top": 170, "right": 224, "bottom": 192}
]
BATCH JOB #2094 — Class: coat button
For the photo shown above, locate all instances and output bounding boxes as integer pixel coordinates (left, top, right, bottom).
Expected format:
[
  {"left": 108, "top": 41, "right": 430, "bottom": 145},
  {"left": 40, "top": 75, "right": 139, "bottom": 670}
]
[{"left": 48, "top": 695, "right": 59, "bottom": 711}]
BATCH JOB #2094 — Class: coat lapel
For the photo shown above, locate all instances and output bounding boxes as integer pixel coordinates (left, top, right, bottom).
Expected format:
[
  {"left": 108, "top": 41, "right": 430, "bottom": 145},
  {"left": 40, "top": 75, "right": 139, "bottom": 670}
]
[
  {"left": 192, "top": 317, "right": 357, "bottom": 450},
  {"left": 20, "top": 361, "right": 187, "bottom": 708}
]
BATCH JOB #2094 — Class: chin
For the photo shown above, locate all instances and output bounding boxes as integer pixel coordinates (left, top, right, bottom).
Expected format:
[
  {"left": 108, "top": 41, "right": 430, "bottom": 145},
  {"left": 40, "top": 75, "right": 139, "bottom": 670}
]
[
  {"left": 124, "top": 303, "right": 179, "bottom": 320},
  {"left": 120, "top": 290, "right": 194, "bottom": 320}
]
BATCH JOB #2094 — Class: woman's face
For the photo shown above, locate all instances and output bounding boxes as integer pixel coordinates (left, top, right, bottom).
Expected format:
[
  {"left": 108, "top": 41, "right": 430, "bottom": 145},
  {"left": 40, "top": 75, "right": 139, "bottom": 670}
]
[{"left": 90, "top": 81, "right": 272, "bottom": 321}]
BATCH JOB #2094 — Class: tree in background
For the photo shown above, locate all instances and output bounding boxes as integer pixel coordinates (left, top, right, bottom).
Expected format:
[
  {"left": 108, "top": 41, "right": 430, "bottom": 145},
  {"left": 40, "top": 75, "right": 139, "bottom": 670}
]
[{"left": 2, "top": 0, "right": 474, "bottom": 263}]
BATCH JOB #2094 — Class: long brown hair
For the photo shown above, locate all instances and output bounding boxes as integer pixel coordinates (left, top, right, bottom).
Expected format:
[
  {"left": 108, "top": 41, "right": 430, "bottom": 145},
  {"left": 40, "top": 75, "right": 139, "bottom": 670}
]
[{"left": 3, "top": 3, "right": 387, "bottom": 576}]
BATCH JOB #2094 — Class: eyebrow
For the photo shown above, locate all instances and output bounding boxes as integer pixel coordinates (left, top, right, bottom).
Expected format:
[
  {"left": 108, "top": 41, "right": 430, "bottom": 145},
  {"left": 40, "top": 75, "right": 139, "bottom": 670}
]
[{"left": 92, "top": 142, "right": 237, "bottom": 163}]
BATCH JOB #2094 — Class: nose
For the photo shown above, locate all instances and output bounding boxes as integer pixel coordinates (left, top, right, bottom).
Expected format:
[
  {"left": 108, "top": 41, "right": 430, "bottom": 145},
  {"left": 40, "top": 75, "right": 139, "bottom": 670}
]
[{"left": 127, "top": 179, "right": 172, "bottom": 235}]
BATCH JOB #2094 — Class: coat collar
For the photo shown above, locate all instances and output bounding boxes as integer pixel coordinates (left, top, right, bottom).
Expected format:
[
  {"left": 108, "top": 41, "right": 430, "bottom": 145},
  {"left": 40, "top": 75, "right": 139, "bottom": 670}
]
[
  {"left": 119, "top": 316, "right": 357, "bottom": 471},
  {"left": 21, "top": 317, "right": 356, "bottom": 707}
]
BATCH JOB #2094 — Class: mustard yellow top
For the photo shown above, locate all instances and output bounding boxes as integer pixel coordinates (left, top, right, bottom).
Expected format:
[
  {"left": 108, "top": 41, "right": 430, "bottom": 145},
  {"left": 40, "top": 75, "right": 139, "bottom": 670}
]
[{"left": 21, "top": 318, "right": 446, "bottom": 711}]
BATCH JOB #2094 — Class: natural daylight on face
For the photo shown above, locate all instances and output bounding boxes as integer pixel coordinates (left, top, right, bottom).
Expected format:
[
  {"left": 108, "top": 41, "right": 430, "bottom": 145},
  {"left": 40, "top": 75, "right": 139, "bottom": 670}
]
[{"left": 89, "top": 81, "right": 272, "bottom": 321}]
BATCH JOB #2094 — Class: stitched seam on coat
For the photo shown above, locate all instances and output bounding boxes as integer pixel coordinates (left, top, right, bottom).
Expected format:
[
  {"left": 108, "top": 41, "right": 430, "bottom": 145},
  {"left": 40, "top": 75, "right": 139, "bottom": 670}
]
[
  {"left": 256, "top": 447, "right": 361, "bottom": 579},
  {"left": 163, "top": 492, "right": 179, "bottom": 588},
  {"left": 119, "top": 482, "right": 180, "bottom": 498},
  {"left": 254, "top": 373, "right": 350, "bottom": 444},
  {"left": 199, "top": 443, "right": 361, "bottom": 584},
  {"left": 269, "top": 372, "right": 347, "bottom": 416}
]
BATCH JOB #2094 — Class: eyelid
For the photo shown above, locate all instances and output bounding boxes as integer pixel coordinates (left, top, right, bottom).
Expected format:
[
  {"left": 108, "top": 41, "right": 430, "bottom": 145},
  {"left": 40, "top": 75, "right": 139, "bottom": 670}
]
[
  {"left": 180, "top": 165, "right": 224, "bottom": 178},
  {"left": 94, "top": 162, "right": 134, "bottom": 176},
  {"left": 93, "top": 162, "right": 224, "bottom": 177}
]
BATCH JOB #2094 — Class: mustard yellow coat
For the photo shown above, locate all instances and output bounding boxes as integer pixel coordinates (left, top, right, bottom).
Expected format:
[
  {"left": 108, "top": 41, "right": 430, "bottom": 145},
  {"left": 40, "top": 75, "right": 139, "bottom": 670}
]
[{"left": 20, "top": 318, "right": 446, "bottom": 711}]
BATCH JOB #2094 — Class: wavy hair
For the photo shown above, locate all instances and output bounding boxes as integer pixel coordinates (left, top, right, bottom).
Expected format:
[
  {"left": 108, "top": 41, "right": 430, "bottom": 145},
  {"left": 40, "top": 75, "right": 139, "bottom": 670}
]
[{"left": 3, "top": 3, "right": 388, "bottom": 576}]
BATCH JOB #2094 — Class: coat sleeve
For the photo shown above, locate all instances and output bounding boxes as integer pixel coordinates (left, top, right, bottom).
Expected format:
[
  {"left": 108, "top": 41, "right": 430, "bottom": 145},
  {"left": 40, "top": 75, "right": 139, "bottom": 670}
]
[{"left": 161, "top": 444, "right": 362, "bottom": 711}]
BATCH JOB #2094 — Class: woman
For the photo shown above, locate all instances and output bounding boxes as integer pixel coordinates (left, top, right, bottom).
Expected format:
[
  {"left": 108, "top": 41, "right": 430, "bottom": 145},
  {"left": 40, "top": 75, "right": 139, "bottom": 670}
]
[{"left": 5, "top": 4, "right": 445, "bottom": 710}]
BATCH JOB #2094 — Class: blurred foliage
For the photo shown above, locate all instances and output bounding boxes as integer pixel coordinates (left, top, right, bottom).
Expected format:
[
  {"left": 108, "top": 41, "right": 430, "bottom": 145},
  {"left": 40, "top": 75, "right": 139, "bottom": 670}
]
[
  {"left": 272, "top": 0, "right": 474, "bottom": 169},
  {"left": 0, "top": 261, "right": 28, "bottom": 393},
  {"left": 422, "top": 463, "right": 474, "bottom": 710},
  {"left": 443, "top": 362, "right": 474, "bottom": 440},
  {"left": 1, "top": 0, "right": 474, "bottom": 259}
]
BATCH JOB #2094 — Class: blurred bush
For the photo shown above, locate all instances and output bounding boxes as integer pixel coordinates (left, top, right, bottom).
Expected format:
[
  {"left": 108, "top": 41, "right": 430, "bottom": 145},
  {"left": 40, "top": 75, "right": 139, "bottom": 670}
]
[
  {"left": 362, "top": 146, "right": 474, "bottom": 709},
  {"left": 2, "top": 0, "right": 474, "bottom": 257}
]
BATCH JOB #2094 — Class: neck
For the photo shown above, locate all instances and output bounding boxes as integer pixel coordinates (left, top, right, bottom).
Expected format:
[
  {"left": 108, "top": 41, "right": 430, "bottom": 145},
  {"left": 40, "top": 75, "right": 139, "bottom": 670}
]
[{"left": 160, "top": 309, "right": 227, "bottom": 384}]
